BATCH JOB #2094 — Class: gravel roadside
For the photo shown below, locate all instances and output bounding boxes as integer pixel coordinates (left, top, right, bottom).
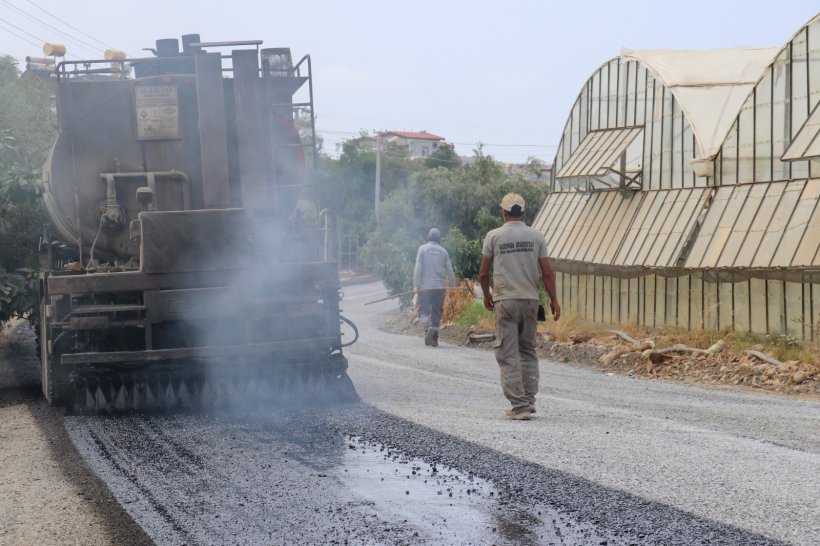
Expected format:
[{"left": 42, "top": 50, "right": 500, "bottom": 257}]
[
  {"left": 0, "top": 321, "right": 152, "bottom": 546},
  {"left": 384, "top": 308, "right": 820, "bottom": 401}
]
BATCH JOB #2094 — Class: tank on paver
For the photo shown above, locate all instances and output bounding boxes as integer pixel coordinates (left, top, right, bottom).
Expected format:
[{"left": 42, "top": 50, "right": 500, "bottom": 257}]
[{"left": 37, "top": 34, "right": 357, "bottom": 412}]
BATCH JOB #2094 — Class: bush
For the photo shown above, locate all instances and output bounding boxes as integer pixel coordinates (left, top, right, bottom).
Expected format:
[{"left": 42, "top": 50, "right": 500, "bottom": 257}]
[
  {"left": 361, "top": 224, "right": 417, "bottom": 308},
  {"left": 453, "top": 300, "right": 494, "bottom": 329},
  {"left": 0, "top": 269, "right": 38, "bottom": 325},
  {"left": 0, "top": 56, "right": 57, "bottom": 327},
  {"left": 442, "top": 227, "right": 483, "bottom": 280},
  {"left": 362, "top": 149, "right": 550, "bottom": 296}
]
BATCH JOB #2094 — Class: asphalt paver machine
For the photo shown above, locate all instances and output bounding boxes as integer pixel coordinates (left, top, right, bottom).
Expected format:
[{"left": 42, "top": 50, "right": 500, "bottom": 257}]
[{"left": 37, "top": 34, "right": 357, "bottom": 412}]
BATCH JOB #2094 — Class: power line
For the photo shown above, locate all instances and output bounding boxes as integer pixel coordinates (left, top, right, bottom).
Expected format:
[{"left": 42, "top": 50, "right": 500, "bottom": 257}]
[
  {"left": 318, "top": 113, "right": 566, "bottom": 143},
  {"left": 0, "top": 16, "right": 84, "bottom": 60},
  {"left": 0, "top": 0, "right": 100, "bottom": 56},
  {"left": 0, "top": 20, "right": 42, "bottom": 50},
  {"left": 0, "top": 15, "right": 50, "bottom": 48},
  {"left": 316, "top": 136, "right": 554, "bottom": 167},
  {"left": 318, "top": 112, "right": 563, "bottom": 139},
  {"left": 317, "top": 128, "right": 557, "bottom": 149},
  {"left": 451, "top": 141, "right": 557, "bottom": 148},
  {"left": 25, "top": 0, "right": 119, "bottom": 52}
]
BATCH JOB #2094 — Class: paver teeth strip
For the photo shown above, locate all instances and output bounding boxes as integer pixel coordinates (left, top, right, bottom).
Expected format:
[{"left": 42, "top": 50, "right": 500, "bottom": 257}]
[{"left": 67, "top": 368, "right": 358, "bottom": 414}]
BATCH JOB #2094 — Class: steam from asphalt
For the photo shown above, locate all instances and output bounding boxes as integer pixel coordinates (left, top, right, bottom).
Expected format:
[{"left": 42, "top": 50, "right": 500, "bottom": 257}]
[{"left": 172, "top": 41, "right": 335, "bottom": 413}]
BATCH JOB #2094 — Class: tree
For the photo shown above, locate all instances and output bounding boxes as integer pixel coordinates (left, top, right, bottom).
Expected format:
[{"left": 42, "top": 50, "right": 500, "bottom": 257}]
[
  {"left": 363, "top": 148, "right": 550, "bottom": 296},
  {"left": 424, "top": 143, "right": 460, "bottom": 170},
  {"left": 0, "top": 55, "right": 56, "bottom": 326},
  {"left": 316, "top": 131, "right": 422, "bottom": 250},
  {"left": 523, "top": 156, "right": 549, "bottom": 179}
]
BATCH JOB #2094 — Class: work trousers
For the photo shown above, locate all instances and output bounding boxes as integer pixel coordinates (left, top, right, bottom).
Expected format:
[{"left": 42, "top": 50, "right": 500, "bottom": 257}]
[
  {"left": 417, "top": 289, "right": 446, "bottom": 327},
  {"left": 492, "top": 299, "right": 539, "bottom": 411}
]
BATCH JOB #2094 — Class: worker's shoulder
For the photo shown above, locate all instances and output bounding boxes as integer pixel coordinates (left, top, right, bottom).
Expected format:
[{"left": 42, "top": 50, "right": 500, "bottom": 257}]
[
  {"left": 421, "top": 242, "right": 448, "bottom": 254},
  {"left": 484, "top": 225, "right": 505, "bottom": 239},
  {"left": 494, "top": 222, "right": 543, "bottom": 237},
  {"left": 521, "top": 223, "right": 546, "bottom": 238}
]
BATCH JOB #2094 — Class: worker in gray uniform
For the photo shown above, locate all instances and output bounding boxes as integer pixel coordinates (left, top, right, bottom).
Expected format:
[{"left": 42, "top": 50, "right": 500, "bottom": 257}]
[
  {"left": 413, "top": 227, "right": 456, "bottom": 347},
  {"left": 479, "top": 193, "right": 561, "bottom": 420}
]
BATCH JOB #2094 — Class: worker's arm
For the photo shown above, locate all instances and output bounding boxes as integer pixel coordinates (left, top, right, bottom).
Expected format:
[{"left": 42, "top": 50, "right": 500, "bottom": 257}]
[
  {"left": 413, "top": 247, "right": 423, "bottom": 292},
  {"left": 538, "top": 256, "right": 561, "bottom": 321},
  {"left": 445, "top": 253, "right": 456, "bottom": 288},
  {"left": 479, "top": 256, "right": 494, "bottom": 311}
]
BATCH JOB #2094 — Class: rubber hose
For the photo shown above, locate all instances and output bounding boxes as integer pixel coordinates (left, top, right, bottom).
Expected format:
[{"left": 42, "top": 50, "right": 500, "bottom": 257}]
[{"left": 339, "top": 315, "right": 359, "bottom": 347}]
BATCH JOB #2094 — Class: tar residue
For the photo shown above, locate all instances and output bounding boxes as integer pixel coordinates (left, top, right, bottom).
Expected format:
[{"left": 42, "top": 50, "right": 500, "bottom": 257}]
[
  {"left": 67, "top": 407, "right": 625, "bottom": 545},
  {"left": 340, "top": 436, "right": 601, "bottom": 545}
]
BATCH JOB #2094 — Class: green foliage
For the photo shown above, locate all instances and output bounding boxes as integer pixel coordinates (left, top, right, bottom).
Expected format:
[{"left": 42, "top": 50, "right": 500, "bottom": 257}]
[
  {"left": 404, "top": 151, "right": 548, "bottom": 242},
  {"left": 442, "top": 227, "right": 483, "bottom": 280},
  {"left": 523, "top": 156, "right": 549, "bottom": 179},
  {"left": 360, "top": 219, "right": 418, "bottom": 308},
  {"left": 453, "top": 300, "right": 494, "bottom": 328},
  {"left": 361, "top": 147, "right": 550, "bottom": 294},
  {"left": 314, "top": 132, "right": 550, "bottom": 298},
  {"left": 0, "top": 191, "right": 42, "bottom": 271},
  {"left": 424, "top": 143, "right": 460, "bottom": 170},
  {"left": 317, "top": 133, "right": 423, "bottom": 244},
  {"left": 766, "top": 334, "right": 802, "bottom": 349},
  {"left": 0, "top": 54, "right": 57, "bottom": 326},
  {"left": 0, "top": 269, "right": 38, "bottom": 324}
]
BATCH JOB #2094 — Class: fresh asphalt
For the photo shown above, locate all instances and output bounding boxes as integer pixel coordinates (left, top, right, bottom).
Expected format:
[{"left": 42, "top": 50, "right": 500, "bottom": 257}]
[{"left": 66, "top": 280, "right": 820, "bottom": 544}]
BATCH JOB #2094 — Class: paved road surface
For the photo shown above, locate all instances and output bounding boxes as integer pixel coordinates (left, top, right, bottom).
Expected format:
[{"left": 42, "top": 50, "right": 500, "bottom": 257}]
[
  {"left": 341, "top": 281, "right": 820, "bottom": 544},
  {"left": 66, "top": 280, "right": 820, "bottom": 544}
]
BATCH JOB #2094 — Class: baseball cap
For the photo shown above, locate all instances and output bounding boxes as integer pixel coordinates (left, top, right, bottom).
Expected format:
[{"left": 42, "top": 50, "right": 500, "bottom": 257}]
[
  {"left": 500, "top": 192, "right": 525, "bottom": 212},
  {"left": 427, "top": 227, "right": 441, "bottom": 241}
]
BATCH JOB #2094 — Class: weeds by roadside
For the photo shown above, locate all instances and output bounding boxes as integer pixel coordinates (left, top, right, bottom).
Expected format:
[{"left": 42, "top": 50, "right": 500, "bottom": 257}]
[
  {"left": 536, "top": 313, "right": 820, "bottom": 367},
  {"left": 440, "top": 303, "right": 820, "bottom": 398},
  {"left": 451, "top": 300, "right": 494, "bottom": 330}
]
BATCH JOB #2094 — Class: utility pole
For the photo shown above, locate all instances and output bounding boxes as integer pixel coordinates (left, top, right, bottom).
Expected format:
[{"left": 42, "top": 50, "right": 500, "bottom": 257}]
[{"left": 374, "top": 134, "right": 381, "bottom": 224}]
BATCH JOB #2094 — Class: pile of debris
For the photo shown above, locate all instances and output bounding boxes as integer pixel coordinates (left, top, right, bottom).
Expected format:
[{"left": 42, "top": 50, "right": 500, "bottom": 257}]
[
  {"left": 541, "top": 330, "right": 820, "bottom": 397},
  {"left": 383, "top": 308, "right": 820, "bottom": 398}
]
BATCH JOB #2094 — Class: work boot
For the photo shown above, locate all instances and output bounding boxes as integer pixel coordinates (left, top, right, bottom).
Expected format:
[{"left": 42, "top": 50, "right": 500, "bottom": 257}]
[
  {"left": 505, "top": 408, "right": 531, "bottom": 421},
  {"left": 425, "top": 327, "right": 439, "bottom": 347}
]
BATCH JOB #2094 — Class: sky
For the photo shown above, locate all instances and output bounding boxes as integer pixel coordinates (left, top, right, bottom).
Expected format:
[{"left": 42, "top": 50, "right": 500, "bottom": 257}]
[{"left": 0, "top": 1, "right": 817, "bottom": 164}]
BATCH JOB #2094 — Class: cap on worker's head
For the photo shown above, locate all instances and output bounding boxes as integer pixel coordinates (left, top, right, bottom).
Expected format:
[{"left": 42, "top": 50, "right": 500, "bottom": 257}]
[
  {"left": 427, "top": 227, "right": 441, "bottom": 242},
  {"left": 501, "top": 192, "right": 525, "bottom": 215}
]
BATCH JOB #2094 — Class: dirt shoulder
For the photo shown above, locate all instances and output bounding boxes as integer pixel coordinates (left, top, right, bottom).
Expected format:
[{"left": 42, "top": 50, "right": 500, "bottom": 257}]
[
  {"left": 382, "top": 311, "right": 820, "bottom": 401},
  {"left": 0, "top": 321, "right": 152, "bottom": 545}
]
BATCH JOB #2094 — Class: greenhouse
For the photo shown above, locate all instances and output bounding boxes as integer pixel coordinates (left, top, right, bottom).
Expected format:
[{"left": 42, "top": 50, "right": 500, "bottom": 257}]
[{"left": 533, "top": 14, "right": 820, "bottom": 340}]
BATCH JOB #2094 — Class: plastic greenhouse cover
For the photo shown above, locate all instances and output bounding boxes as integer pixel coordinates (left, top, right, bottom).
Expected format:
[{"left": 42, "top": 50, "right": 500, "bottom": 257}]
[{"left": 621, "top": 47, "right": 780, "bottom": 160}]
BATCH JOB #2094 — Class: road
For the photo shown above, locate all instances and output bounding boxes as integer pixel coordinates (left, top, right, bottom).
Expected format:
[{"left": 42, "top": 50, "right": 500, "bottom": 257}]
[{"left": 66, "top": 280, "right": 820, "bottom": 545}]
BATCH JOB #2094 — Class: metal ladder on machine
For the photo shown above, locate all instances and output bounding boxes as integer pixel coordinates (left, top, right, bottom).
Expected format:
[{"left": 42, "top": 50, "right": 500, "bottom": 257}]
[
  {"left": 263, "top": 49, "right": 318, "bottom": 174},
  {"left": 292, "top": 54, "right": 318, "bottom": 174},
  {"left": 263, "top": 49, "right": 327, "bottom": 259}
]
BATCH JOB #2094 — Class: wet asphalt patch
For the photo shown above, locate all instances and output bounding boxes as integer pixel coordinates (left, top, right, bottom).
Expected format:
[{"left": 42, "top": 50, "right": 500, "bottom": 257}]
[
  {"left": 340, "top": 436, "right": 608, "bottom": 544},
  {"left": 337, "top": 405, "right": 787, "bottom": 546},
  {"left": 66, "top": 403, "right": 785, "bottom": 545}
]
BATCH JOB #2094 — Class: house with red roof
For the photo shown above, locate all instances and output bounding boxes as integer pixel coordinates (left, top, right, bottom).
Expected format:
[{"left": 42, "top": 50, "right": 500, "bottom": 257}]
[{"left": 378, "top": 130, "right": 445, "bottom": 158}]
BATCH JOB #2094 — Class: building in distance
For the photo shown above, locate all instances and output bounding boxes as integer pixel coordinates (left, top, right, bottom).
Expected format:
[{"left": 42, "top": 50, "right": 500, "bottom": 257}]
[{"left": 378, "top": 130, "right": 445, "bottom": 158}]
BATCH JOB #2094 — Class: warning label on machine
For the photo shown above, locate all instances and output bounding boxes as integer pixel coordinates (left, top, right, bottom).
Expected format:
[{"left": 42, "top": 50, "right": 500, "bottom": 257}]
[{"left": 135, "top": 85, "right": 180, "bottom": 140}]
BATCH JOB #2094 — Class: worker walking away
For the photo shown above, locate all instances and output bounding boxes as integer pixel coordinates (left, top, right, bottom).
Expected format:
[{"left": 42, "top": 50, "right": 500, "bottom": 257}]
[
  {"left": 479, "top": 193, "right": 561, "bottom": 420},
  {"left": 413, "top": 227, "right": 456, "bottom": 347}
]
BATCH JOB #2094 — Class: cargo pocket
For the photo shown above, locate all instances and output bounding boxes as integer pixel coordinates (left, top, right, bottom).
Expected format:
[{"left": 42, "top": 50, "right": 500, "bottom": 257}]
[
  {"left": 492, "top": 330, "right": 503, "bottom": 349},
  {"left": 525, "top": 300, "right": 540, "bottom": 345}
]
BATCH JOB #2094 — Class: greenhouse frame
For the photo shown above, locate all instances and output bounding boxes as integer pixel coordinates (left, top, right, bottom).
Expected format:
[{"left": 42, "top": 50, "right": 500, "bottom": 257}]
[{"left": 533, "top": 14, "right": 820, "bottom": 340}]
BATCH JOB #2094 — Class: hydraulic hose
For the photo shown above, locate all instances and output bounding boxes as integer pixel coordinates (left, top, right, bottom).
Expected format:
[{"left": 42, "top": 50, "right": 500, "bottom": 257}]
[{"left": 339, "top": 315, "right": 359, "bottom": 348}]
